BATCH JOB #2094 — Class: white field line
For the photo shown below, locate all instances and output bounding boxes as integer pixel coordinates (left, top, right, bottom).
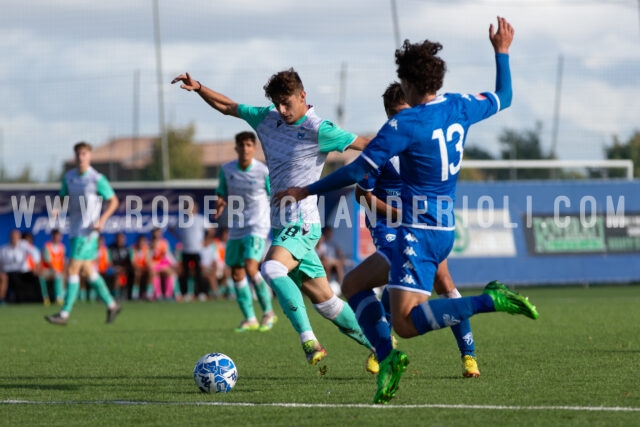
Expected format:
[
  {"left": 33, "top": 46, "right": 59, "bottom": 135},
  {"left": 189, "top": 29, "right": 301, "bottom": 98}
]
[{"left": 1, "top": 400, "right": 639, "bottom": 411}]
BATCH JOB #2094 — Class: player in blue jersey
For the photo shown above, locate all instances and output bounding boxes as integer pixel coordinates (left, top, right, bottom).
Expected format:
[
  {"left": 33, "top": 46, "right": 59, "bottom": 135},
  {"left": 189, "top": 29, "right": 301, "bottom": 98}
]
[
  {"left": 171, "top": 67, "right": 378, "bottom": 371},
  {"left": 354, "top": 82, "right": 480, "bottom": 378},
  {"left": 276, "top": 17, "right": 538, "bottom": 404}
]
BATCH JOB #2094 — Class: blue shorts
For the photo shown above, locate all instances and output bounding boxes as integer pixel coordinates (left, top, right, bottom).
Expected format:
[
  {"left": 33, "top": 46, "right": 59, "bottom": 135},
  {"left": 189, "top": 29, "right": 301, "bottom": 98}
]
[
  {"left": 370, "top": 224, "right": 397, "bottom": 265},
  {"left": 387, "top": 226, "right": 454, "bottom": 296}
]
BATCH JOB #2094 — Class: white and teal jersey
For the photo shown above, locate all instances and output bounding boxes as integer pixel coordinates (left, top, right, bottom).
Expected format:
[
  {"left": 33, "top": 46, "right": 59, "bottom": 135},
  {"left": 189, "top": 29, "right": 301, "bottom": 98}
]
[
  {"left": 60, "top": 166, "right": 115, "bottom": 238},
  {"left": 237, "top": 104, "right": 356, "bottom": 228},
  {"left": 217, "top": 158, "right": 271, "bottom": 240}
]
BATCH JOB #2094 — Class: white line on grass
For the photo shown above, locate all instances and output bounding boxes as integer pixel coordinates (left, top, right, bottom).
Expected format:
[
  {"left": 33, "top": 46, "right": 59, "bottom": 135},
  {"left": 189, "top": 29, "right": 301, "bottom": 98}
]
[{"left": 2, "top": 400, "right": 639, "bottom": 412}]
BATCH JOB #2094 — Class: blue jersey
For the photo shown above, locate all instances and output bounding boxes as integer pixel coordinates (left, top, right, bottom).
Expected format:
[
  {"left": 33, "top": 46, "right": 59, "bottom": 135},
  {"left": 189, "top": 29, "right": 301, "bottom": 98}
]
[
  {"left": 360, "top": 91, "right": 501, "bottom": 229},
  {"left": 357, "top": 157, "right": 402, "bottom": 229}
]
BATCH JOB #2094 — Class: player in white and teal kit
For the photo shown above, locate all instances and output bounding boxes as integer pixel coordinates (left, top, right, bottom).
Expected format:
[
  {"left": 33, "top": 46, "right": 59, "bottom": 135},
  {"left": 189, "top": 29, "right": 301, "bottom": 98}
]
[
  {"left": 216, "top": 131, "right": 277, "bottom": 332},
  {"left": 172, "top": 68, "right": 376, "bottom": 369},
  {"left": 45, "top": 141, "right": 121, "bottom": 326}
]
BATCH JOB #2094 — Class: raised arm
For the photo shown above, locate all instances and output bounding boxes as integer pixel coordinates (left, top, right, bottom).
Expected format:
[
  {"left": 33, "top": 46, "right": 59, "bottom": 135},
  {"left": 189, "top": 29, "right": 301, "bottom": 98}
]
[
  {"left": 489, "top": 17, "right": 514, "bottom": 109},
  {"left": 171, "top": 72, "right": 240, "bottom": 117}
]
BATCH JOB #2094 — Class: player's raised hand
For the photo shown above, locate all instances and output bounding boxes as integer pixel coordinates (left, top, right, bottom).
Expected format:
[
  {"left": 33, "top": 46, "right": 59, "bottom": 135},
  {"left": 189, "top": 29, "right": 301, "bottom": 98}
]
[
  {"left": 489, "top": 16, "right": 514, "bottom": 54},
  {"left": 170, "top": 72, "right": 201, "bottom": 91}
]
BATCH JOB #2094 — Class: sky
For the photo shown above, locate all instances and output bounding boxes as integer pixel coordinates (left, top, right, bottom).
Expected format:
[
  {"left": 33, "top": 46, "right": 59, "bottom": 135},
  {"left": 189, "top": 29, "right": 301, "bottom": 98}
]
[{"left": 1, "top": 0, "right": 639, "bottom": 181}]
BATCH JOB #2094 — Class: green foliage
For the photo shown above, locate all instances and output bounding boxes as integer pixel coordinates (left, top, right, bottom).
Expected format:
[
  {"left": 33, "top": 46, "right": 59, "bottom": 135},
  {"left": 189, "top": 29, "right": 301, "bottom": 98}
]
[
  {"left": 594, "top": 130, "right": 640, "bottom": 179},
  {"left": 142, "top": 124, "right": 204, "bottom": 180},
  {"left": 0, "top": 165, "right": 35, "bottom": 183},
  {"left": 1, "top": 285, "right": 639, "bottom": 426},
  {"left": 497, "top": 122, "right": 559, "bottom": 180}
]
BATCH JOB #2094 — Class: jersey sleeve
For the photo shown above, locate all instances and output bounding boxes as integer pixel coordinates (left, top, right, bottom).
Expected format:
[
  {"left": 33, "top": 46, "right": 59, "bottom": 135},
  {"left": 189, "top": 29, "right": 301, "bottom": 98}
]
[
  {"left": 237, "top": 104, "right": 273, "bottom": 129},
  {"left": 96, "top": 175, "right": 115, "bottom": 199},
  {"left": 216, "top": 167, "right": 227, "bottom": 198},
  {"left": 59, "top": 177, "right": 68, "bottom": 198},
  {"left": 265, "top": 175, "right": 271, "bottom": 196},
  {"left": 360, "top": 117, "right": 413, "bottom": 170},
  {"left": 317, "top": 120, "right": 358, "bottom": 153},
  {"left": 356, "top": 169, "right": 380, "bottom": 192}
]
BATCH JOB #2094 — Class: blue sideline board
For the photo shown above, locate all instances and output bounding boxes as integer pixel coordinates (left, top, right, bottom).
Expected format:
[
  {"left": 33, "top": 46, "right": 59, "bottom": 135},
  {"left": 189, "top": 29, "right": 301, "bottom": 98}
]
[{"left": 1, "top": 180, "right": 639, "bottom": 286}]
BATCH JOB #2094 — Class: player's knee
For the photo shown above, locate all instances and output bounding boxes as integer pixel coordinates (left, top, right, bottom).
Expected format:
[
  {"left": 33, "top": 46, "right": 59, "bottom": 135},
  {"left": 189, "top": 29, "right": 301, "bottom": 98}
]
[{"left": 260, "top": 260, "right": 288, "bottom": 283}]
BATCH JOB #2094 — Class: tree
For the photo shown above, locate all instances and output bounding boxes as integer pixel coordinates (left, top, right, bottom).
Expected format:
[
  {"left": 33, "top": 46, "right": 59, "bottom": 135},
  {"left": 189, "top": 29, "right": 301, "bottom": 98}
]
[
  {"left": 459, "top": 145, "right": 496, "bottom": 181},
  {"left": 593, "top": 131, "right": 640, "bottom": 179},
  {"left": 496, "top": 122, "right": 557, "bottom": 180},
  {"left": 142, "top": 124, "right": 204, "bottom": 180}
]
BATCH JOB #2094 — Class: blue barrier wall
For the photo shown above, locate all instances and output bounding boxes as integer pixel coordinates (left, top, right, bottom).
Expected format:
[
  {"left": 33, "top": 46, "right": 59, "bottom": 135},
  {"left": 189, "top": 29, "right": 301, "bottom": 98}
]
[
  {"left": 1, "top": 180, "right": 639, "bottom": 286},
  {"left": 437, "top": 180, "right": 640, "bottom": 286}
]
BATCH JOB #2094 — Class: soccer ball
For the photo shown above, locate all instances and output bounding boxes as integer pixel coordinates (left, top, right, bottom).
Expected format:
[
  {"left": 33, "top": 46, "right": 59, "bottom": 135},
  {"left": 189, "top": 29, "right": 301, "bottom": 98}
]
[{"left": 193, "top": 353, "right": 238, "bottom": 393}]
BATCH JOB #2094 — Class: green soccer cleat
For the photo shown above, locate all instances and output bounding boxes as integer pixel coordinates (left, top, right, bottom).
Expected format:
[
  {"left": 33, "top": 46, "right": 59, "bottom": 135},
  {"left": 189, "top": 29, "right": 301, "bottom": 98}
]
[
  {"left": 234, "top": 319, "right": 259, "bottom": 332},
  {"left": 373, "top": 349, "right": 409, "bottom": 404},
  {"left": 258, "top": 312, "right": 278, "bottom": 332},
  {"left": 483, "top": 281, "right": 539, "bottom": 320},
  {"left": 302, "top": 339, "right": 327, "bottom": 365}
]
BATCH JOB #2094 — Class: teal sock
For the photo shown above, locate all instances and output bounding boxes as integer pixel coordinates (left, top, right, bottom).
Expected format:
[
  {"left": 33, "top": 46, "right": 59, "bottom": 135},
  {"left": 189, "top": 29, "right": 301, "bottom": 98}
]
[
  {"left": 79, "top": 288, "right": 87, "bottom": 302},
  {"left": 315, "top": 295, "right": 373, "bottom": 350},
  {"left": 89, "top": 273, "right": 115, "bottom": 306},
  {"left": 173, "top": 275, "right": 182, "bottom": 298},
  {"left": 53, "top": 276, "right": 64, "bottom": 301},
  {"left": 89, "top": 288, "right": 97, "bottom": 302},
  {"left": 187, "top": 277, "right": 195, "bottom": 295},
  {"left": 132, "top": 285, "right": 140, "bottom": 299},
  {"left": 270, "top": 276, "right": 312, "bottom": 334},
  {"left": 235, "top": 279, "right": 256, "bottom": 320},
  {"left": 252, "top": 273, "right": 273, "bottom": 313},
  {"left": 62, "top": 278, "right": 80, "bottom": 313},
  {"left": 39, "top": 277, "right": 50, "bottom": 300}
]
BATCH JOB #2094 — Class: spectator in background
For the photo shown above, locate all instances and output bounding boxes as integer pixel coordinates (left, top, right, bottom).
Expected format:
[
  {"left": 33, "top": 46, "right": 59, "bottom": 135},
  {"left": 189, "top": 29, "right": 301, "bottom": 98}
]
[
  {"left": 130, "top": 234, "right": 150, "bottom": 301},
  {"left": 40, "top": 229, "right": 66, "bottom": 305},
  {"left": 149, "top": 227, "right": 177, "bottom": 301},
  {"left": 0, "top": 229, "right": 40, "bottom": 303},
  {"left": 22, "top": 231, "right": 46, "bottom": 304},
  {"left": 95, "top": 234, "right": 112, "bottom": 293},
  {"left": 200, "top": 228, "right": 221, "bottom": 299},
  {"left": 172, "top": 199, "right": 207, "bottom": 301},
  {"left": 108, "top": 232, "right": 131, "bottom": 301},
  {"left": 213, "top": 227, "right": 233, "bottom": 299},
  {"left": 316, "top": 226, "right": 346, "bottom": 285}
]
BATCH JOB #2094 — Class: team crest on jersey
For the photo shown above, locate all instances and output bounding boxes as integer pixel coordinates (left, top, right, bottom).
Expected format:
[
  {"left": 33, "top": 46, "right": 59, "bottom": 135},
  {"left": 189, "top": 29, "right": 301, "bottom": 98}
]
[
  {"left": 388, "top": 118, "right": 398, "bottom": 130},
  {"left": 385, "top": 234, "right": 396, "bottom": 242},
  {"left": 276, "top": 119, "right": 283, "bottom": 127},
  {"left": 297, "top": 129, "right": 306, "bottom": 140}
]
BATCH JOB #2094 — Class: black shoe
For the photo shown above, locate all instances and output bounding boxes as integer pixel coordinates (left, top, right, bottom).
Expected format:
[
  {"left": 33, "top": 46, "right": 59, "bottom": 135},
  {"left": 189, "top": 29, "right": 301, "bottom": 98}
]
[
  {"left": 106, "top": 305, "right": 121, "bottom": 324},
  {"left": 45, "top": 313, "right": 68, "bottom": 326}
]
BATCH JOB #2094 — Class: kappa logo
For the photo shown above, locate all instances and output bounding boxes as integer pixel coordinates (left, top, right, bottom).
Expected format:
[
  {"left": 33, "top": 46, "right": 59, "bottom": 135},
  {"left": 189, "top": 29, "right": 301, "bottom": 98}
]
[
  {"left": 280, "top": 236, "right": 288, "bottom": 242},
  {"left": 442, "top": 314, "right": 461, "bottom": 327},
  {"left": 403, "top": 246, "right": 416, "bottom": 256},
  {"left": 402, "top": 260, "right": 414, "bottom": 270},
  {"left": 404, "top": 233, "right": 418, "bottom": 243},
  {"left": 388, "top": 118, "right": 398, "bottom": 130},
  {"left": 400, "top": 274, "right": 415, "bottom": 285},
  {"left": 462, "top": 332, "right": 474, "bottom": 345},
  {"left": 302, "top": 224, "right": 311, "bottom": 236}
]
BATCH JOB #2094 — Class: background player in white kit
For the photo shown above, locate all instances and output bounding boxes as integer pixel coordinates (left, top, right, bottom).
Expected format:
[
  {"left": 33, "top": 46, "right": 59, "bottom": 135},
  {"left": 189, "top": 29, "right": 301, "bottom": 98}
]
[
  {"left": 46, "top": 141, "right": 121, "bottom": 325},
  {"left": 172, "top": 68, "right": 377, "bottom": 369},
  {"left": 215, "top": 131, "right": 276, "bottom": 332}
]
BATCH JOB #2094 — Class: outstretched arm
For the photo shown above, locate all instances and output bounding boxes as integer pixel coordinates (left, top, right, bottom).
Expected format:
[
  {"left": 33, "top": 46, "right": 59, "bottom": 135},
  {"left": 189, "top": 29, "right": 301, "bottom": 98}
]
[
  {"left": 171, "top": 72, "right": 240, "bottom": 117},
  {"left": 489, "top": 17, "right": 514, "bottom": 109}
]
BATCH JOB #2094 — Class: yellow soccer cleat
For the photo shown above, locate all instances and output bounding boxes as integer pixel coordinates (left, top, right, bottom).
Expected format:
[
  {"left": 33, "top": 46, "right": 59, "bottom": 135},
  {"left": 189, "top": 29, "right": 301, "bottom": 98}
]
[{"left": 462, "top": 355, "right": 480, "bottom": 378}]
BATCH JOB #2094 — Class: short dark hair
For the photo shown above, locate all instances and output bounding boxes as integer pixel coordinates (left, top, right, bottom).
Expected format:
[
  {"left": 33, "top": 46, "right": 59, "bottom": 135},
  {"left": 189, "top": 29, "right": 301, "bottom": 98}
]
[
  {"left": 51, "top": 229, "right": 61, "bottom": 236},
  {"left": 263, "top": 68, "right": 304, "bottom": 101},
  {"left": 73, "top": 141, "right": 92, "bottom": 153},
  {"left": 395, "top": 39, "right": 446, "bottom": 96},
  {"left": 382, "top": 82, "right": 406, "bottom": 114},
  {"left": 235, "top": 131, "right": 257, "bottom": 145}
]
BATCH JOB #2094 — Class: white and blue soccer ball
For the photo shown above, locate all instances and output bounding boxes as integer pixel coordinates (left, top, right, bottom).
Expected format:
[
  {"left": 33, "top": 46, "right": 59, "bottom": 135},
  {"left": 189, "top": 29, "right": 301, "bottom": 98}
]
[{"left": 193, "top": 353, "right": 238, "bottom": 393}]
